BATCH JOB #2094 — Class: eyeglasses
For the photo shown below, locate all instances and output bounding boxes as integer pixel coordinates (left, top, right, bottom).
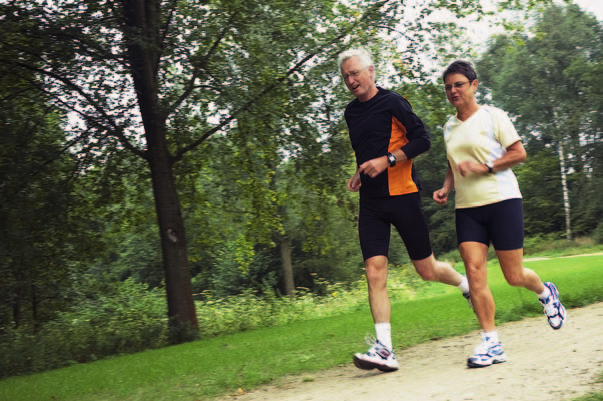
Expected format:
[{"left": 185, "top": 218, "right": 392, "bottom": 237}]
[
  {"left": 444, "top": 80, "right": 472, "bottom": 91},
  {"left": 342, "top": 67, "right": 367, "bottom": 81}
]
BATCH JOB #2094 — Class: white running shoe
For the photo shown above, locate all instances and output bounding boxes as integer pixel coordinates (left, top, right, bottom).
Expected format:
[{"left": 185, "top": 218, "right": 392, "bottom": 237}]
[
  {"left": 353, "top": 336, "right": 399, "bottom": 372},
  {"left": 467, "top": 338, "right": 507, "bottom": 368},
  {"left": 540, "top": 282, "right": 567, "bottom": 330}
]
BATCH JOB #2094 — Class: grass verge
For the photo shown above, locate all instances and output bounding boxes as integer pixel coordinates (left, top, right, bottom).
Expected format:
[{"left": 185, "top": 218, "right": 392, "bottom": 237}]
[{"left": 1, "top": 254, "right": 602, "bottom": 401}]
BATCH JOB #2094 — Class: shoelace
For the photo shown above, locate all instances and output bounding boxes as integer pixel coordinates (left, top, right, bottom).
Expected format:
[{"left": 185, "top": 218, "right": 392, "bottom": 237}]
[
  {"left": 362, "top": 334, "right": 393, "bottom": 357},
  {"left": 474, "top": 340, "right": 497, "bottom": 355}
]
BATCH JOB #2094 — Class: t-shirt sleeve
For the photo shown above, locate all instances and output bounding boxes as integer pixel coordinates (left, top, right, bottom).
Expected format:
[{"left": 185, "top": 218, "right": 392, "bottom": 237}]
[{"left": 494, "top": 108, "right": 522, "bottom": 148}]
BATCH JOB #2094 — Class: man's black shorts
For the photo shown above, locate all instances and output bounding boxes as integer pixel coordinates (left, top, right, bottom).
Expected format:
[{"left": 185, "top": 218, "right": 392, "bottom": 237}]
[
  {"left": 455, "top": 198, "right": 524, "bottom": 250},
  {"left": 358, "top": 192, "right": 432, "bottom": 261}
]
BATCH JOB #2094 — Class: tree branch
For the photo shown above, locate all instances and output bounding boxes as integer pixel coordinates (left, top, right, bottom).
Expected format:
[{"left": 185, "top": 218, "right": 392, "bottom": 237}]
[
  {"left": 171, "top": 1, "right": 390, "bottom": 163},
  {"left": 162, "top": 11, "right": 238, "bottom": 119},
  {"left": 5, "top": 60, "right": 147, "bottom": 159}
]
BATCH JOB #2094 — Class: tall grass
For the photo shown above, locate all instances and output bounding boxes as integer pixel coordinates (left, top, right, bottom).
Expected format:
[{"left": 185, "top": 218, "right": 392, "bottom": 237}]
[{"left": 196, "top": 263, "right": 434, "bottom": 338}]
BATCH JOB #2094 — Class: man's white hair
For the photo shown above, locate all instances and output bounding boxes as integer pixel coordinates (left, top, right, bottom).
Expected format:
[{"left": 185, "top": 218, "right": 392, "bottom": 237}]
[{"left": 337, "top": 48, "right": 374, "bottom": 69}]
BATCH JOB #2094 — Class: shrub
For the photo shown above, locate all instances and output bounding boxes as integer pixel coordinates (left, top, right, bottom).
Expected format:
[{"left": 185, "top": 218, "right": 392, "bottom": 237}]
[
  {"left": 0, "top": 279, "right": 168, "bottom": 378},
  {"left": 593, "top": 221, "right": 603, "bottom": 245}
]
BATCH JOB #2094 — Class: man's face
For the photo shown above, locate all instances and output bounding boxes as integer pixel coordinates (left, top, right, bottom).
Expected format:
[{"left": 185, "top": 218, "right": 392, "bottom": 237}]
[{"left": 340, "top": 56, "right": 375, "bottom": 102}]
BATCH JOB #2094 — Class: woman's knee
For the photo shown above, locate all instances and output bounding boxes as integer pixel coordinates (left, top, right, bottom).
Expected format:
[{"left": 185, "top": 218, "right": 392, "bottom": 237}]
[
  {"left": 504, "top": 271, "right": 525, "bottom": 287},
  {"left": 464, "top": 263, "right": 488, "bottom": 289}
]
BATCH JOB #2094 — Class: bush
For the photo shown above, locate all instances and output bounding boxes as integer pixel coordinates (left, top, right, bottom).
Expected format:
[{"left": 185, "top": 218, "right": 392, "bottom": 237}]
[
  {"left": 0, "top": 279, "right": 168, "bottom": 378},
  {"left": 593, "top": 221, "right": 603, "bottom": 245}
]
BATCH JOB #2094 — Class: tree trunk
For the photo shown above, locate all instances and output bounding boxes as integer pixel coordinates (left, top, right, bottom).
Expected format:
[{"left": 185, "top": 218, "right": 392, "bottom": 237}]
[
  {"left": 12, "top": 289, "right": 21, "bottom": 329},
  {"left": 31, "top": 284, "right": 39, "bottom": 333},
  {"left": 147, "top": 141, "right": 198, "bottom": 339},
  {"left": 279, "top": 236, "right": 295, "bottom": 297},
  {"left": 557, "top": 143, "right": 572, "bottom": 241},
  {"left": 122, "top": 0, "right": 198, "bottom": 341}
]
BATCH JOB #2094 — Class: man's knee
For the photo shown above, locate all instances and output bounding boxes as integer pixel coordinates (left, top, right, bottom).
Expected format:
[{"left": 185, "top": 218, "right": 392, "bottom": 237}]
[
  {"left": 417, "top": 268, "right": 436, "bottom": 282},
  {"left": 412, "top": 255, "right": 437, "bottom": 281},
  {"left": 365, "top": 256, "right": 388, "bottom": 283}
]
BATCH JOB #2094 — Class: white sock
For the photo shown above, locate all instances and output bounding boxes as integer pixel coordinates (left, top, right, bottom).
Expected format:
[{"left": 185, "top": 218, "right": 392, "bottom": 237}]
[
  {"left": 457, "top": 275, "right": 470, "bottom": 294},
  {"left": 538, "top": 285, "right": 551, "bottom": 301},
  {"left": 481, "top": 330, "right": 499, "bottom": 343},
  {"left": 375, "top": 323, "right": 392, "bottom": 349}
]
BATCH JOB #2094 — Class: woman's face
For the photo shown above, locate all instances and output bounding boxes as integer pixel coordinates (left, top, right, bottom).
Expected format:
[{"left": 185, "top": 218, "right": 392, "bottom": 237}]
[{"left": 444, "top": 72, "right": 478, "bottom": 109}]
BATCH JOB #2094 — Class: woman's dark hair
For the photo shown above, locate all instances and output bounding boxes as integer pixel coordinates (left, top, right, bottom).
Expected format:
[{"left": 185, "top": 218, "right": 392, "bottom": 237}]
[{"left": 442, "top": 60, "right": 477, "bottom": 82}]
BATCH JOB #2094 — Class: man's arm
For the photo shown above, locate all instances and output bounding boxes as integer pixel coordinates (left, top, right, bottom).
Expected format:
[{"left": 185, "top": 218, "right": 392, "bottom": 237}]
[{"left": 394, "top": 96, "right": 431, "bottom": 160}]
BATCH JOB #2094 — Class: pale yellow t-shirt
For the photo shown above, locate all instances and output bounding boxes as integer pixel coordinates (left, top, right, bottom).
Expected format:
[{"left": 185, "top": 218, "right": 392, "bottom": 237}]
[{"left": 444, "top": 105, "right": 522, "bottom": 209}]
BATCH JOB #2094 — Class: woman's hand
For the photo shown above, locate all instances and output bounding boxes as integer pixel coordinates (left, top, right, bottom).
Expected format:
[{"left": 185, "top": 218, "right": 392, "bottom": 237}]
[
  {"left": 456, "top": 160, "right": 488, "bottom": 177},
  {"left": 433, "top": 188, "right": 450, "bottom": 205}
]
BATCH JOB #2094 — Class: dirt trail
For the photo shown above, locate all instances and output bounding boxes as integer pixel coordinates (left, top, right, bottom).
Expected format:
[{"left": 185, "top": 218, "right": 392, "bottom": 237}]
[{"left": 222, "top": 302, "right": 603, "bottom": 401}]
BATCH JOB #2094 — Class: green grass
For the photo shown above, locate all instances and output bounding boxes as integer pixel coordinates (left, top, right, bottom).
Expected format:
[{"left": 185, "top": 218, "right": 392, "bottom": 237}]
[{"left": 1, "top": 254, "right": 602, "bottom": 401}]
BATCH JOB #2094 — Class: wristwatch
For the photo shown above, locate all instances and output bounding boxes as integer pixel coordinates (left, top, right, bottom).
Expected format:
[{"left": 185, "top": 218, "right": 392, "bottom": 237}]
[
  {"left": 485, "top": 161, "right": 494, "bottom": 173},
  {"left": 386, "top": 152, "right": 397, "bottom": 167}
]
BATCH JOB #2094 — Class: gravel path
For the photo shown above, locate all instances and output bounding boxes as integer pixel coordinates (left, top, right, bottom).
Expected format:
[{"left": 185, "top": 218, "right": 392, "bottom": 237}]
[{"left": 222, "top": 302, "right": 603, "bottom": 401}]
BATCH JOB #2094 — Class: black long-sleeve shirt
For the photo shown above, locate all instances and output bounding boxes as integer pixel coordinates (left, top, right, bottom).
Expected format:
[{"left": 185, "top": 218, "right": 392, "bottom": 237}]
[{"left": 344, "top": 87, "right": 431, "bottom": 198}]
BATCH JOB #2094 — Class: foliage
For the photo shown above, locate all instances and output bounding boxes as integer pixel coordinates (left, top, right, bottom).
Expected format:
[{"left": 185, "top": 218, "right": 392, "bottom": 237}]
[
  {"left": 0, "top": 66, "right": 105, "bottom": 331},
  {"left": 477, "top": 3, "right": 603, "bottom": 240},
  {"left": 592, "top": 221, "right": 603, "bottom": 245},
  {"left": 3, "top": 236, "right": 600, "bottom": 379},
  {"left": 0, "top": 278, "right": 168, "bottom": 378},
  {"left": 0, "top": 261, "right": 433, "bottom": 378},
  {"left": 515, "top": 148, "right": 565, "bottom": 235},
  {"left": 0, "top": 0, "right": 415, "bottom": 338}
]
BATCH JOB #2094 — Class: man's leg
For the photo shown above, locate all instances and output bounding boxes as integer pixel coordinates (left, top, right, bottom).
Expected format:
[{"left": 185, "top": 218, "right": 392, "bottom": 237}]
[
  {"left": 390, "top": 193, "right": 469, "bottom": 297},
  {"left": 365, "top": 255, "right": 390, "bottom": 324},
  {"left": 412, "top": 253, "right": 465, "bottom": 286},
  {"left": 353, "top": 255, "right": 399, "bottom": 372}
]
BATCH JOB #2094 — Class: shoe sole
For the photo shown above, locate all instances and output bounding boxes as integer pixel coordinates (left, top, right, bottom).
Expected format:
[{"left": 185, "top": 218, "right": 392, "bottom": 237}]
[
  {"left": 353, "top": 355, "right": 399, "bottom": 372},
  {"left": 549, "top": 304, "right": 567, "bottom": 330},
  {"left": 467, "top": 357, "right": 507, "bottom": 369}
]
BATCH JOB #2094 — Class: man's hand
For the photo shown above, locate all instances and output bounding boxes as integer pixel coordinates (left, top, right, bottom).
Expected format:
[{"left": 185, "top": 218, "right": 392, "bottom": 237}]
[
  {"left": 357, "top": 156, "right": 389, "bottom": 178},
  {"left": 347, "top": 172, "right": 361, "bottom": 192}
]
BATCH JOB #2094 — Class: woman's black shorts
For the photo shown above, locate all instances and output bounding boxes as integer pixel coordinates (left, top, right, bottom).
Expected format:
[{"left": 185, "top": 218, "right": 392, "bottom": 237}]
[{"left": 455, "top": 198, "right": 524, "bottom": 251}]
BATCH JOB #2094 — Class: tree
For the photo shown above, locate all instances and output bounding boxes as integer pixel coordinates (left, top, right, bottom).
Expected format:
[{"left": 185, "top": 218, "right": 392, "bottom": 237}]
[
  {"left": 0, "top": 0, "right": 409, "bottom": 340},
  {"left": 0, "top": 66, "right": 104, "bottom": 331},
  {"left": 0, "top": 0, "right": 553, "bottom": 340},
  {"left": 477, "top": 3, "right": 603, "bottom": 240}
]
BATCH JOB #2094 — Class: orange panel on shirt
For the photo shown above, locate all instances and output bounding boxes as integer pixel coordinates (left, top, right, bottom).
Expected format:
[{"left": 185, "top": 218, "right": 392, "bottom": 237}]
[{"left": 388, "top": 116, "right": 418, "bottom": 195}]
